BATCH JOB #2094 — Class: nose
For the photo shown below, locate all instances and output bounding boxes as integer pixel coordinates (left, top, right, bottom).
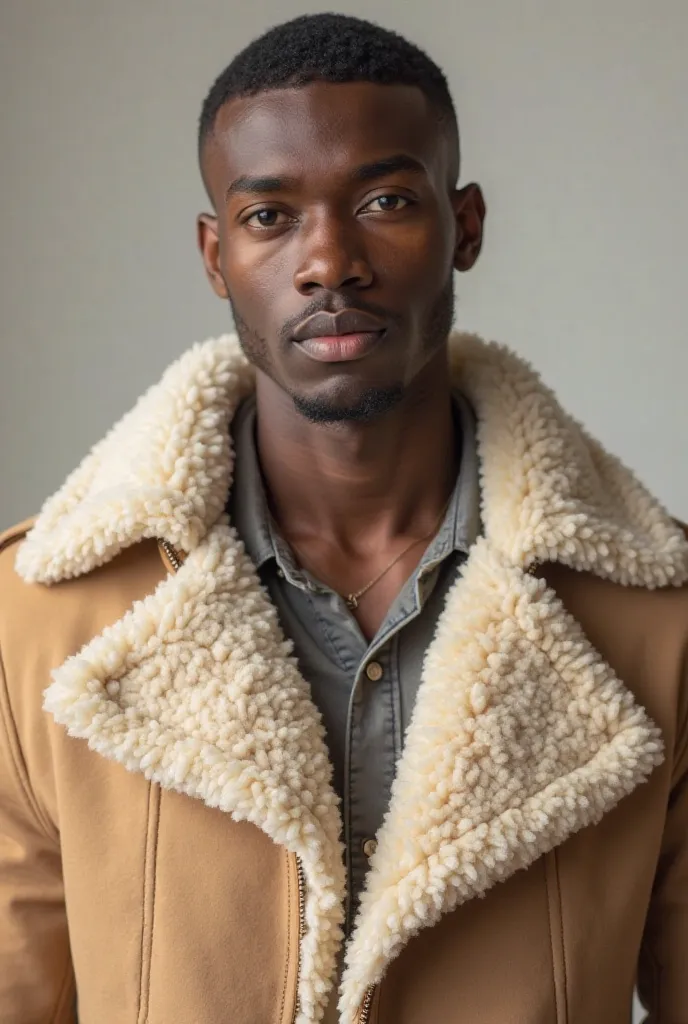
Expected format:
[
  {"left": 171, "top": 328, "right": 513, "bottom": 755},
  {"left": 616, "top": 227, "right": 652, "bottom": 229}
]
[{"left": 292, "top": 214, "right": 374, "bottom": 294}]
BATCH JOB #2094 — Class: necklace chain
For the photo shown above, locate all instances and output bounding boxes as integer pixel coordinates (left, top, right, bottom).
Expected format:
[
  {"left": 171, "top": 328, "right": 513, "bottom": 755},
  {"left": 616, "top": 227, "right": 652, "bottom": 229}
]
[{"left": 281, "top": 495, "right": 452, "bottom": 611}]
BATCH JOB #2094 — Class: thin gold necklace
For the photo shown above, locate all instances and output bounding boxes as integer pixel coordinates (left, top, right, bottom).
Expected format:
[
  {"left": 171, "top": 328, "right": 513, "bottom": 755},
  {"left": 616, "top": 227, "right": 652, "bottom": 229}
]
[{"left": 281, "top": 494, "right": 452, "bottom": 611}]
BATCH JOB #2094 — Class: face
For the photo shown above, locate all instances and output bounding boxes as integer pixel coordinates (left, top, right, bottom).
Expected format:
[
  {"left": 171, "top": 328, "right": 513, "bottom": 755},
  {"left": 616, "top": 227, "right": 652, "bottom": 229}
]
[{"left": 198, "top": 81, "right": 485, "bottom": 423}]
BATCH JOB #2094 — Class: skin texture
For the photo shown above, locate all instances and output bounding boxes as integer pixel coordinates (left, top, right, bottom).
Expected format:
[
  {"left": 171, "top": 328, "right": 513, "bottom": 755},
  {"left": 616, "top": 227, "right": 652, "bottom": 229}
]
[{"left": 198, "top": 81, "right": 486, "bottom": 637}]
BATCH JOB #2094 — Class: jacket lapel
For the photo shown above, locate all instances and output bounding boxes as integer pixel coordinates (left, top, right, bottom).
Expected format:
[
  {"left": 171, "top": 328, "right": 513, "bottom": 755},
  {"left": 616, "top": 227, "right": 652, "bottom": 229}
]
[
  {"left": 337, "top": 540, "right": 664, "bottom": 1019},
  {"left": 16, "top": 331, "right": 688, "bottom": 1024},
  {"left": 43, "top": 522, "right": 346, "bottom": 1024}
]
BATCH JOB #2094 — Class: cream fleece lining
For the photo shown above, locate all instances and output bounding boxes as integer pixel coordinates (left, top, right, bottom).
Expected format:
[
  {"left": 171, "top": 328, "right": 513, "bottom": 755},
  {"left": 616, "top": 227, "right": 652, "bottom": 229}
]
[{"left": 16, "top": 332, "right": 688, "bottom": 1023}]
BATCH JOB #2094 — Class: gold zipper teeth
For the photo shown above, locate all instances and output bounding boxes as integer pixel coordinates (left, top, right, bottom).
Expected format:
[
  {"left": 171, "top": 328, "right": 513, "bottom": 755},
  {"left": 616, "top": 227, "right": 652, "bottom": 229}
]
[
  {"left": 160, "top": 538, "right": 183, "bottom": 571},
  {"left": 292, "top": 856, "right": 306, "bottom": 1023},
  {"left": 359, "top": 986, "right": 375, "bottom": 1024}
]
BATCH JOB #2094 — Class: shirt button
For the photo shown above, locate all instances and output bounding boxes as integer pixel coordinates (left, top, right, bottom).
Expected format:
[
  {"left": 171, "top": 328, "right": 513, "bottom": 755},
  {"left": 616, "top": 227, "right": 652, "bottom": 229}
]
[
  {"left": 362, "top": 838, "right": 378, "bottom": 859},
  {"left": 365, "top": 661, "right": 384, "bottom": 682}
]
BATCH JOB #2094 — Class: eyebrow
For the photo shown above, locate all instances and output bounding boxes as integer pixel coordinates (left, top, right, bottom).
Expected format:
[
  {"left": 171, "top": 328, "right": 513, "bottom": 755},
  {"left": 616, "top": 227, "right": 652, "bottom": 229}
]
[
  {"left": 224, "top": 154, "right": 426, "bottom": 202},
  {"left": 351, "top": 154, "right": 426, "bottom": 182},
  {"left": 225, "top": 175, "right": 297, "bottom": 200}
]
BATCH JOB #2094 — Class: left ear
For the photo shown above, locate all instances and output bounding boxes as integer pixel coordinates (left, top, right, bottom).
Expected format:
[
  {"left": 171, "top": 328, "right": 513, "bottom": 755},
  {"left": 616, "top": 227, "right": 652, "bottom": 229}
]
[{"left": 452, "top": 183, "right": 486, "bottom": 272}]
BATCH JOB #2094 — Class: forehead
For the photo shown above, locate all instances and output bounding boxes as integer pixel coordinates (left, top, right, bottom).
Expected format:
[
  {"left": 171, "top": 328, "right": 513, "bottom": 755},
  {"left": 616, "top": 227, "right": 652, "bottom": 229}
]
[{"left": 205, "top": 81, "right": 448, "bottom": 197}]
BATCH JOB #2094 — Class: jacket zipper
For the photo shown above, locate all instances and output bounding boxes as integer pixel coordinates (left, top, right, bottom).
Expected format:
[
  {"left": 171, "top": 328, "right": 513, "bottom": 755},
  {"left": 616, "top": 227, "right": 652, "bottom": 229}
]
[
  {"left": 291, "top": 856, "right": 306, "bottom": 1023},
  {"left": 358, "top": 985, "right": 375, "bottom": 1023},
  {"left": 159, "top": 538, "right": 184, "bottom": 571},
  {"left": 159, "top": 538, "right": 308, "bottom": 1023}
]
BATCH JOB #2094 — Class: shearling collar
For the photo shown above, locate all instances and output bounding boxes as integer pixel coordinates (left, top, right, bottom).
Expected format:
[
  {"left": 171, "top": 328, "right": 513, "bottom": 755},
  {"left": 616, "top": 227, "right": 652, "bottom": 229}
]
[
  {"left": 16, "top": 332, "right": 688, "bottom": 1024},
  {"left": 17, "top": 332, "right": 687, "bottom": 589}
]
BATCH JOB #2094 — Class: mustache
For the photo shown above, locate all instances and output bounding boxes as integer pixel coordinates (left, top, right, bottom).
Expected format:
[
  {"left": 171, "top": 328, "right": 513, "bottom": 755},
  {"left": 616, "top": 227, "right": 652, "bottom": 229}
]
[{"left": 279, "top": 295, "right": 402, "bottom": 345}]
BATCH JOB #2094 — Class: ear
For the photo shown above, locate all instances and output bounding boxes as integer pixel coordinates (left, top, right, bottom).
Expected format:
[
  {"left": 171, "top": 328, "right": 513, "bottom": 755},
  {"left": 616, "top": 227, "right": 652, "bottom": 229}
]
[
  {"left": 197, "top": 213, "right": 229, "bottom": 299},
  {"left": 451, "top": 183, "right": 486, "bottom": 273}
]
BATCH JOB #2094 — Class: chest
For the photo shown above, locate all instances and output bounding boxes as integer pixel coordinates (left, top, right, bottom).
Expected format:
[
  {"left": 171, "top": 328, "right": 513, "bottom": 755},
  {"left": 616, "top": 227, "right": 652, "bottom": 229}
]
[{"left": 54, "top": 736, "right": 667, "bottom": 1024}]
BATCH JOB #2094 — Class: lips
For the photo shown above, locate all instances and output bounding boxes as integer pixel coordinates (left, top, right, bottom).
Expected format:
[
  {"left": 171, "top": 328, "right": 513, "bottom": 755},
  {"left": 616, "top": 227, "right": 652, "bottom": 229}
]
[
  {"left": 292, "top": 308, "right": 387, "bottom": 342},
  {"left": 291, "top": 308, "right": 387, "bottom": 363}
]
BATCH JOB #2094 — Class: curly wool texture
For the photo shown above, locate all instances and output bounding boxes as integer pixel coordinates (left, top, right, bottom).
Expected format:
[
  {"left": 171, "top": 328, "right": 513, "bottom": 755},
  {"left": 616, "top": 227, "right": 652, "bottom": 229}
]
[
  {"left": 452, "top": 336, "right": 686, "bottom": 586},
  {"left": 17, "top": 332, "right": 688, "bottom": 1023},
  {"left": 16, "top": 335, "right": 254, "bottom": 584}
]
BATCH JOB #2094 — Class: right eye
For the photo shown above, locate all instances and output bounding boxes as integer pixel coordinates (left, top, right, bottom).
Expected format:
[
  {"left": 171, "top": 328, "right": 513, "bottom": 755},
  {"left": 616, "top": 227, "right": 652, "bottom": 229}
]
[{"left": 244, "top": 208, "right": 290, "bottom": 229}]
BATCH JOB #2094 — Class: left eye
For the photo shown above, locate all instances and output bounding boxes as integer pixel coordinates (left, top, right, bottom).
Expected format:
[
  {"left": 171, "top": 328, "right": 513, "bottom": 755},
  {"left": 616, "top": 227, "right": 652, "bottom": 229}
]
[{"left": 363, "top": 195, "right": 410, "bottom": 213}]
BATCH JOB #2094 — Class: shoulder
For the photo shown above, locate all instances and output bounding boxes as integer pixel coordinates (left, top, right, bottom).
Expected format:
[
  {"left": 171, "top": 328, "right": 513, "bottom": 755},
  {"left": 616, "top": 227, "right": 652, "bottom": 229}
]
[
  {"left": 0, "top": 518, "right": 39, "bottom": 620},
  {"left": 540, "top": 521, "right": 688, "bottom": 623},
  {"left": 0, "top": 516, "right": 36, "bottom": 557},
  {"left": 540, "top": 557, "right": 688, "bottom": 659},
  {"left": 0, "top": 519, "right": 168, "bottom": 729},
  {"left": 540, "top": 558, "right": 688, "bottom": 777},
  {"left": 0, "top": 520, "right": 170, "bottom": 827},
  {"left": 1, "top": 521, "right": 168, "bottom": 647}
]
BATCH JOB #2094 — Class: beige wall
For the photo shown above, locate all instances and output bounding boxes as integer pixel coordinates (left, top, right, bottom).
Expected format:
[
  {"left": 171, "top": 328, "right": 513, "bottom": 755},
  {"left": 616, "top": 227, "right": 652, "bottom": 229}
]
[{"left": 1, "top": 2, "right": 686, "bottom": 1018}]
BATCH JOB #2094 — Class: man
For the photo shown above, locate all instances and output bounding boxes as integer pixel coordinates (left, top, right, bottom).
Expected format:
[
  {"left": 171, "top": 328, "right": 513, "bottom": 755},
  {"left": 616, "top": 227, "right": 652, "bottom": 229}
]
[{"left": 0, "top": 12, "right": 686, "bottom": 1024}]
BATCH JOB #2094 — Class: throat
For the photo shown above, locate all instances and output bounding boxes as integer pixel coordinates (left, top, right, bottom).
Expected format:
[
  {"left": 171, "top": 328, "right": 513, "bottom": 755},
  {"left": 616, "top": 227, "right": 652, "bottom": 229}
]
[
  {"left": 278, "top": 512, "right": 450, "bottom": 643},
  {"left": 254, "top": 384, "right": 458, "bottom": 552}
]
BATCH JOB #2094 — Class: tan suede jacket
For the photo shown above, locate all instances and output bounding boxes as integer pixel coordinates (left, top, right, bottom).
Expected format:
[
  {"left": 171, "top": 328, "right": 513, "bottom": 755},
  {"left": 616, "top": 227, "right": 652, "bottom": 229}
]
[{"left": 1, "top": 333, "right": 687, "bottom": 1024}]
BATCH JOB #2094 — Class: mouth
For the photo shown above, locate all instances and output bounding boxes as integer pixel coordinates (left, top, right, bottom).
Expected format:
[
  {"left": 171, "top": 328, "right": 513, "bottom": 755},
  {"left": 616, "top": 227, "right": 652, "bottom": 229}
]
[
  {"left": 294, "top": 330, "right": 385, "bottom": 363},
  {"left": 291, "top": 307, "right": 389, "bottom": 363}
]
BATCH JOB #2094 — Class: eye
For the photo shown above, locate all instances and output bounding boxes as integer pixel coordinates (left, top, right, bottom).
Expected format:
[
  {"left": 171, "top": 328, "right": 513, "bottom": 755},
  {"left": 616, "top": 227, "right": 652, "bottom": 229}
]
[
  {"left": 361, "top": 194, "right": 411, "bottom": 214},
  {"left": 244, "top": 208, "right": 291, "bottom": 229}
]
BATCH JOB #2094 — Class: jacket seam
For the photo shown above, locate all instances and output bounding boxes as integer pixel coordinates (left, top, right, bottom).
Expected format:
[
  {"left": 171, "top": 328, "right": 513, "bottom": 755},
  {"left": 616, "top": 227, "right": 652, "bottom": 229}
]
[
  {"left": 137, "top": 782, "right": 160, "bottom": 1024},
  {"left": 545, "top": 854, "right": 559, "bottom": 1023},
  {"left": 638, "top": 940, "right": 662, "bottom": 1020},
  {"left": 670, "top": 638, "right": 688, "bottom": 789},
  {"left": 136, "top": 785, "right": 151, "bottom": 1024},
  {"left": 545, "top": 850, "right": 569, "bottom": 1024},
  {"left": 554, "top": 850, "right": 570, "bottom": 1023},
  {"left": 148, "top": 797, "right": 161, "bottom": 1015},
  {"left": 278, "top": 847, "right": 292, "bottom": 1024},
  {"left": 50, "top": 946, "right": 77, "bottom": 1024},
  {"left": 0, "top": 639, "right": 57, "bottom": 842}
]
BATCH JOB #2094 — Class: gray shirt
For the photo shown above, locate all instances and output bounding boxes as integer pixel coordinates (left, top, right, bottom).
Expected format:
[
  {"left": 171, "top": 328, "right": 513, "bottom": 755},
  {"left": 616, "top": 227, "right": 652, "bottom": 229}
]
[{"left": 228, "top": 394, "right": 481, "bottom": 929}]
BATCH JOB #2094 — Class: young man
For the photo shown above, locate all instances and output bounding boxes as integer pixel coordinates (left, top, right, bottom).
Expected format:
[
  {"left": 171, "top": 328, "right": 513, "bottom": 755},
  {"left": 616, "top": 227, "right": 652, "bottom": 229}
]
[{"left": 0, "top": 13, "right": 686, "bottom": 1024}]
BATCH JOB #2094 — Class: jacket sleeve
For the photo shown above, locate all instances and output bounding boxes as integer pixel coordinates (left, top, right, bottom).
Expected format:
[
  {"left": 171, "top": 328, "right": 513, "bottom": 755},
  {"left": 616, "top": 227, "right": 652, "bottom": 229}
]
[
  {"left": 0, "top": 647, "right": 76, "bottom": 1023},
  {"left": 637, "top": 689, "right": 688, "bottom": 1023}
]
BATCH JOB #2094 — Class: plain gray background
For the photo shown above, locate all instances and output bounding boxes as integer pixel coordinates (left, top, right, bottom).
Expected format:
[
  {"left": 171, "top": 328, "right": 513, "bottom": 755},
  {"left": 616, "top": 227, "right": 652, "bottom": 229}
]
[
  {"left": 1, "top": 0, "right": 686, "bottom": 534},
  {"left": 1, "top": 3, "right": 686, "bottom": 1019}
]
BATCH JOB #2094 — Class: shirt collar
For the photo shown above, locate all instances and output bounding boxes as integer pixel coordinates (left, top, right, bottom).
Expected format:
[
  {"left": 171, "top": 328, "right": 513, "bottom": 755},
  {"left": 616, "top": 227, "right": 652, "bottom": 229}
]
[
  {"left": 228, "top": 392, "right": 481, "bottom": 575},
  {"left": 227, "top": 395, "right": 276, "bottom": 571}
]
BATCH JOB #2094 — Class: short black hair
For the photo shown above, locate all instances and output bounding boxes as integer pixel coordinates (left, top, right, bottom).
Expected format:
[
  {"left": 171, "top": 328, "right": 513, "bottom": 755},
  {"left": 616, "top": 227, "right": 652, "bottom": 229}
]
[{"left": 198, "top": 13, "right": 459, "bottom": 174}]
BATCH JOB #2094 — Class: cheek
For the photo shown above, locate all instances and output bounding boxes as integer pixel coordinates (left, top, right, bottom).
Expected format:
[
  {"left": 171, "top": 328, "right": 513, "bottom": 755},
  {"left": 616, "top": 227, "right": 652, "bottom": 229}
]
[
  {"left": 220, "top": 234, "right": 286, "bottom": 317},
  {"left": 369, "top": 217, "right": 454, "bottom": 295}
]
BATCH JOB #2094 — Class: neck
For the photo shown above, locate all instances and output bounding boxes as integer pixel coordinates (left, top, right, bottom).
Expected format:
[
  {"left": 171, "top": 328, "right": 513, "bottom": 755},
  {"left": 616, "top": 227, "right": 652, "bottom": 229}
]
[{"left": 254, "top": 351, "right": 458, "bottom": 550}]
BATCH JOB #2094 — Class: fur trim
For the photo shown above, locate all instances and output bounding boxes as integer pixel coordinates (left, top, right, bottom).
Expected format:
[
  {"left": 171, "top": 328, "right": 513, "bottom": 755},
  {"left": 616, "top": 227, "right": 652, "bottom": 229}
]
[
  {"left": 451, "top": 337, "right": 687, "bottom": 587},
  {"left": 16, "top": 335, "right": 254, "bottom": 584},
  {"left": 17, "top": 332, "right": 688, "bottom": 1022},
  {"left": 17, "top": 333, "right": 687, "bottom": 589}
]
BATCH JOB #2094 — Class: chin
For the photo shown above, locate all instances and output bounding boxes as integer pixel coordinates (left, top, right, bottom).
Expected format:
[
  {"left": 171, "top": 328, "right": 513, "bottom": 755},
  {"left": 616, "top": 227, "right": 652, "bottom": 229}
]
[{"left": 291, "top": 383, "right": 405, "bottom": 424}]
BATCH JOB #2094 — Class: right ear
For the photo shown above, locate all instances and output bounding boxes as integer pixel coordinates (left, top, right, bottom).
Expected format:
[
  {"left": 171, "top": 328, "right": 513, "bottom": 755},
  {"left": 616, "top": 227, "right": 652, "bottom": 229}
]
[{"left": 197, "top": 213, "right": 229, "bottom": 298}]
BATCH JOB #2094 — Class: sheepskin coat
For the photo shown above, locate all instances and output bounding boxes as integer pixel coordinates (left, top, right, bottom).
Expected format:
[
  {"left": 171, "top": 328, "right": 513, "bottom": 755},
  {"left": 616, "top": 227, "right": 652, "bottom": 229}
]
[{"left": 0, "top": 332, "right": 687, "bottom": 1024}]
